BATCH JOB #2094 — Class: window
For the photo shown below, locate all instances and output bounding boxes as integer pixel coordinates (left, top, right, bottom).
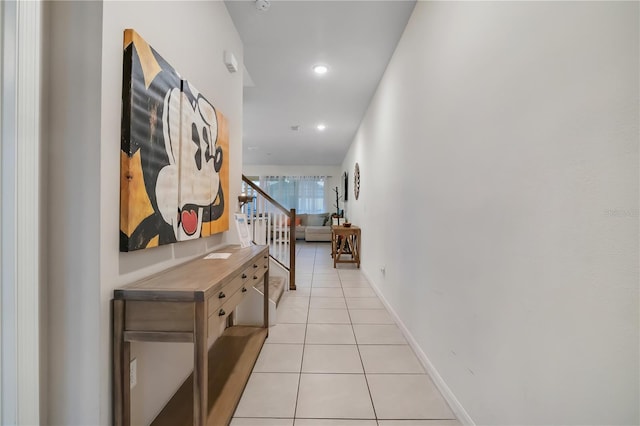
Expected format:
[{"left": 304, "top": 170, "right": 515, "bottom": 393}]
[{"left": 259, "top": 176, "right": 327, "bottom": 214}]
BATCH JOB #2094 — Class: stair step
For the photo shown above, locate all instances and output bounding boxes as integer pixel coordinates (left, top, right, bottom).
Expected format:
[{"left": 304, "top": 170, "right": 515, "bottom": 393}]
[{"left": 254, "top": 276, "right": 286, "bottom": 307}]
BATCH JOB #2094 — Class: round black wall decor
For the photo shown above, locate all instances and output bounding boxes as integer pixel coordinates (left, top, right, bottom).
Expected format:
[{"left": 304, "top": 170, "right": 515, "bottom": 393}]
[
  {"left": 343, "top": 171, "right": 348, "bottom": 201},
  {"left": 354, "top": 163, "right": 360, "bottom": 200}
]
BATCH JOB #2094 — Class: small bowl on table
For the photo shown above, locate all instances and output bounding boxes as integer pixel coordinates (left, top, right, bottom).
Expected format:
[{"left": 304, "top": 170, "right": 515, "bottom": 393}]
[{"left": 343, "top": 222, "right": 352, "bottom": 228}]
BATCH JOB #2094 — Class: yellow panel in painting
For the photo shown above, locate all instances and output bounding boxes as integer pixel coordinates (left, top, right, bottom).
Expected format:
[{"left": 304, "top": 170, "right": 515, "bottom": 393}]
[
  {"left": 123, "top": 29, "right": 162, "bottom": 90},
  {"left": 146, "top": 235, "right": 159, "bottom": 249},
  {"left": 120, "top": 150, "right": 155, "bottom": 237},
  {"left": 208, "top": 110, "right": 230, "bottom": 236}
]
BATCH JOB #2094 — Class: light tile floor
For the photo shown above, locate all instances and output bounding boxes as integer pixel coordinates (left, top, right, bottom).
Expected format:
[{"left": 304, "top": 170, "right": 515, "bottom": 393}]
[{"left": 232, "top": 242, "right": 459, "bottom": 426}]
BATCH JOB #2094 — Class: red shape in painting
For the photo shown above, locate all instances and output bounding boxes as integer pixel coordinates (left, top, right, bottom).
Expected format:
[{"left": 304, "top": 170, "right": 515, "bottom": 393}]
[{"left": 181, "top": 209, "right": 198, "bottom": 236}]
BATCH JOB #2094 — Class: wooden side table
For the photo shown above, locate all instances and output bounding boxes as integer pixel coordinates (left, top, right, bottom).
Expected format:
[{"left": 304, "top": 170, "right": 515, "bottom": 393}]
[
  {"left": 112, "top": 245, "right": 269, "bottom": 426},
  {"left": 331, "top": 225, "right": 361, "bottom": 268}
]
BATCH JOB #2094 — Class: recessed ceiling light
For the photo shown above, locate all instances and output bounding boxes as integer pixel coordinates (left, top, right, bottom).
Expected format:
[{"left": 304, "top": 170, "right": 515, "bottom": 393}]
[
  {"left": 316, "top": 123, "right": 326, "bottom": 131},
  {"left": 313, "top": 64, "right": 328, "bottom": 75}
]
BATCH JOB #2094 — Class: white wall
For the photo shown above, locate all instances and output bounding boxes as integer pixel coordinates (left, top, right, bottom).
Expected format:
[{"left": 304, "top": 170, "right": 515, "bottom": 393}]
[
  {"left": 243, "top": 164, "right": 344, "bottom": 215},
  {"left": 342, "top": 2, "right": 639, "bottom": 425},
  {"left": 46, "top": 1, "right": 244, "bottom": 424},
  {"left": 47, "top": 2, "right": 103, "bottom": 424}
]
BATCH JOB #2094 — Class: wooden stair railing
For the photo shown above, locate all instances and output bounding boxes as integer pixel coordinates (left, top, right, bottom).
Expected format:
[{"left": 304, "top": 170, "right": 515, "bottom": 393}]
[{"left": 241, "top": 175, "right": 296, "bottom": 291}]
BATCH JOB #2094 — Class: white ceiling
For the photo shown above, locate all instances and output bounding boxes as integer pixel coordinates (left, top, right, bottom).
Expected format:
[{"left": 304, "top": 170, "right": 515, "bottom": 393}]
[{"left": 225, "top": 0, "right": 416, "bottom": 166}]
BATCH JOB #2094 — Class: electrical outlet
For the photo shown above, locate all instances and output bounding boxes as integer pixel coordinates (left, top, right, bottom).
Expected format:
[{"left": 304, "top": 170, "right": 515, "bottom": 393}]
[
  {"left": 130, "top": 358, "right": 137, "bottom": 389},
  {"left": 380, "top": 265, "right": 386, "bottom": 275}
]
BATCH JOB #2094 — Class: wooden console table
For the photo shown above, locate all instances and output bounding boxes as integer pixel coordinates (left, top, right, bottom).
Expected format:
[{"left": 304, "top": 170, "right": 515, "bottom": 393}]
[
  {"left": 113, "top": 245, "right": 269, "bottom": 426},
  {"left": 331, "top": 225, "right": 361, "bottom": 268}
]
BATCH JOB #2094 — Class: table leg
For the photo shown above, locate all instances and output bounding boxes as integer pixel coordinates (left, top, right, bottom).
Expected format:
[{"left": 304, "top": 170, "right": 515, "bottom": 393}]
[
  {"left": 123, "top": 341, "right": 131, "bottom": 425},
  {"left": 113, "top": 300, "right": 130, "bottom": 426},
  {"left": 194, "top": 301, "right": 208, "bottom": 426},
  {"left": 264, "top": 268, "right": 270, "bottom": 330},
  {"left": 353, "top": 234, "right": 360, "bottom": 268},
  {"left": 332, "top": 233, "right": 337, "bottom": 267}
]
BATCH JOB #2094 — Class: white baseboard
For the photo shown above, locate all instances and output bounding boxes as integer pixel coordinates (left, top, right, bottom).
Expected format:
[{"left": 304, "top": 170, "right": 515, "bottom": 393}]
[{"left": 361, "top": 270, "right": 475, "bottom": 426}]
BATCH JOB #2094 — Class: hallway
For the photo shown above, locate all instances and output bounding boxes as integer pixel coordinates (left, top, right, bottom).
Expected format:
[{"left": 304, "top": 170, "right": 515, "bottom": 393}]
[{"left": 232, "top": 242, "right": 460, "bottom": 425}]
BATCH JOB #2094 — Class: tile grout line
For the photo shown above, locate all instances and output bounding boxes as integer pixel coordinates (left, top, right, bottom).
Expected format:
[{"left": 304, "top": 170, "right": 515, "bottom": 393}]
[
  {"left": 342, "top": 271, "right": 380, "bottom": 422},
  {"left": 291, "top": 243, "right": 316, "bottom": 420}
]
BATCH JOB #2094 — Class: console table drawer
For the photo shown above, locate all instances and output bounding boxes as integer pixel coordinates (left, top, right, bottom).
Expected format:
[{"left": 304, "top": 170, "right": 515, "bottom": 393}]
[
  {"left": 207, "top": 256, "right": 267, "bottom": 315},
  {"left": 208, "top": 274, "right": 242, "bottom": 314},
  {"left": 208, "top": 284, "right": 247, "bottom": 338},
  {"left": 243, "top": 258, "right": 267, "bottom": 282}
]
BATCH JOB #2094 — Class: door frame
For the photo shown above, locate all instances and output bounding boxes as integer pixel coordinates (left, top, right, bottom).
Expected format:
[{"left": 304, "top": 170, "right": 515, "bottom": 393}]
[{"left": 0, "top": 0, "right": 42, "bottom": 424}]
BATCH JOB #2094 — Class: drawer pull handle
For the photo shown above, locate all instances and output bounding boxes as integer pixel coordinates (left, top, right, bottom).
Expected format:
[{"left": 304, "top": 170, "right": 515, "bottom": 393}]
[
  {"left": 242, "top": 273, "right": 247, "bottom": 279},
  {"left": 218, "top": 309, "right": 225, "bottom": 316},
  {"left": 242, "top": 287, "right": 247, "bottom": 293},
  {"left": 253, "top": 275, "right": 258, "bottom": 280},
  {"left": 264, "top": 255, "right": 268, "bottom": 259},
  {"left": 264, "top": 265, "right": 268, "bottom": 269},
  {"left": 253, "top": 264, "right": 258, "bottom": 268},
  {"left": 218, "top": 292, "right": 226, "bottom": 299}
]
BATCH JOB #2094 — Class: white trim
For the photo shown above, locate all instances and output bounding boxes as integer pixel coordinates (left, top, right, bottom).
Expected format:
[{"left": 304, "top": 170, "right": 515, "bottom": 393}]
[
  {"left": 0, "top": 0, "right": 5, "bottom": 421},
  {"left": 1, "top": 0, "right": 41, "bottom": 424},
  {"left": 362, "top": 269, "right": 475, "bottom": 426},
  {"left": 1, "top": 1, "right": 18, "bottom": 422}
]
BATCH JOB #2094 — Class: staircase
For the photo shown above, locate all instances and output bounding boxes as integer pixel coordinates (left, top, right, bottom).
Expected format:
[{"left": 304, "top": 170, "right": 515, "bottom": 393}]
[
  {"left": 240, "top": 175, "right": 296, "bottom": 291},
  {"left": 255, "top": 276, "right": 286, "bottom": 307},
  {"left": 235, "top": 175, "right": 297, "bottom": 324},
  {"left": 235, "top": 273, "right": 286, "bottom": 327},
  {"left": 235, "top": 235, "right": 289, "bottom": 326}
]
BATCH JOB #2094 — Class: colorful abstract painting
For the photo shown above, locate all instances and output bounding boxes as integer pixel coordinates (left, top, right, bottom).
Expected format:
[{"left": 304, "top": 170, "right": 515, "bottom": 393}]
[{"left": 120, "top": 29, "right": 229, "bottom": 251}]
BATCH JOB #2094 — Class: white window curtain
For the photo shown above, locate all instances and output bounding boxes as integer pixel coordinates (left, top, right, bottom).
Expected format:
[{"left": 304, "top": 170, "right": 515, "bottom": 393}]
[{"left": 259, "top": 176, "right": 327, "bottom": 213}]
